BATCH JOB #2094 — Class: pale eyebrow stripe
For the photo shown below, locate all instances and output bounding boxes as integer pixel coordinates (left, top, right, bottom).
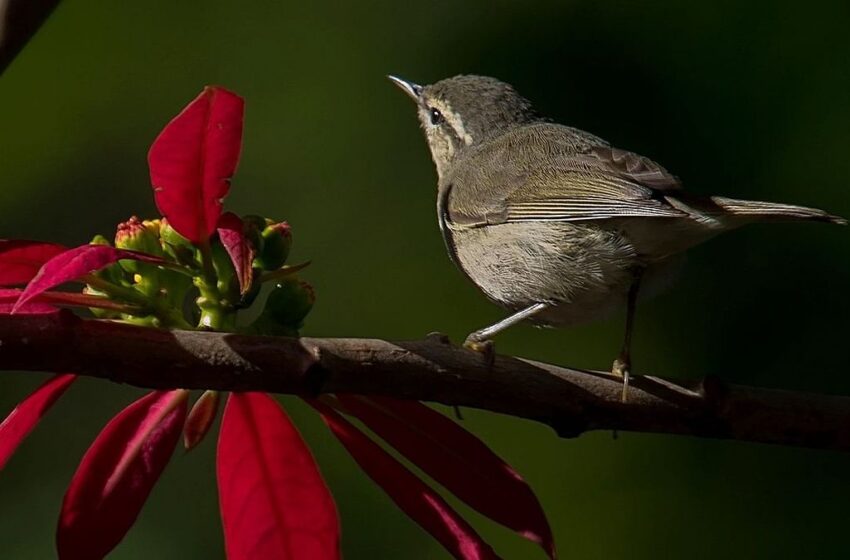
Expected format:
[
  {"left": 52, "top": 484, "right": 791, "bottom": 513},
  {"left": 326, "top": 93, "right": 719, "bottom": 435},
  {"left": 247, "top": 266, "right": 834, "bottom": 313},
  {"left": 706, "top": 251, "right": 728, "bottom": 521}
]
[{"left": 432, "top": 98, "right": 473, "bottom": 146}]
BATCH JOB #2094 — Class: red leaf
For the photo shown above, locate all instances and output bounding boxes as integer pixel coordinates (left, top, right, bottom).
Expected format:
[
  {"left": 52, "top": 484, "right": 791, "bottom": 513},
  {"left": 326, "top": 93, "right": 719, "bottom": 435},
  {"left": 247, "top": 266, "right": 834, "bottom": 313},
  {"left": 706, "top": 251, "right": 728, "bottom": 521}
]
[
  {"left": 0, "top": 288, "right": 21, "bottom": 302},
  {"left": 336, "top": 396, "right": 556, "bottom": 559},
  {"left": 0, "top": 288, "right": 59, "bottom": 315},
  {"left": 217, "top": 212, "right": 254, "bottom": 295},
  {"left": 57, "top": 390, "right": 187, "bottom": 560},
  {"left": 183, "top": 390, "right": 220, "bottom": 451},
  {"left": 12, "top": 244, "right": 171, "bottom": 313},
  {"left": 0, "top": 288, "right": 138, "bottom": 313},
  {"left": 148, "top": 86, "right": 244, "bottom": 243},
  {"left": 217, "top": 393, "right": 339, "bottom": 560},
  {"left": 0, "top": 297, "right": 58, "bottom": 315},
  {"left": 0, "top": 374, "right": 76, "bottom": 470},
  {"left": 310, "top": 400, "right": 500, "bottom": 560},
  {"left": 0, "top": 240, "right": 66, "bottom": 286},
  {"left": 0, "top": 303, "right": 58, "bottom": 314}
]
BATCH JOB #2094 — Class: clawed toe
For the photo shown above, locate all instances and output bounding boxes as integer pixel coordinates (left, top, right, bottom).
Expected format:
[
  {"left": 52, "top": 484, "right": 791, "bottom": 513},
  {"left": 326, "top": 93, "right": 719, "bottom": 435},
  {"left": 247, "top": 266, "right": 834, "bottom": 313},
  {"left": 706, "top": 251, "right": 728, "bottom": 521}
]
[
  {"left": 611, "top": 357, "right": 629, "bottom": 378},
  {"left": 463, "top": 336, "right": 495, "bottom": 368},
  {"left": 612, "top": 356, "right": 631, "bottom": 403}
]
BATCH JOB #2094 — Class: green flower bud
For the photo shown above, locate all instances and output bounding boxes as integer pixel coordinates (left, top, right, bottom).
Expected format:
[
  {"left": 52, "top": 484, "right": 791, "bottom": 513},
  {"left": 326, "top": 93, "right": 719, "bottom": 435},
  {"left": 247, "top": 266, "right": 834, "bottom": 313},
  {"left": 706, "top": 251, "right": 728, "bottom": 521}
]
[
  {"left": 267, "top": 278, "right": 314, "bottom": 326},
  {"left": 256, "top": 221, "right": 292, "bottom": 271},
  {"left": 249, "top": 278, "right": 314, "bottom": 336},
  {"left": 115, "top": 217, "right": 164, "bottom": 260},
  {"left": 159, "top": 218, "right": 192, "bottom": 248},
  {"left": 114, "top": 217, "right": 167, "bottom": 296},
  {"left": 160, "top": 218, "right": 197, "bottom": 267}
]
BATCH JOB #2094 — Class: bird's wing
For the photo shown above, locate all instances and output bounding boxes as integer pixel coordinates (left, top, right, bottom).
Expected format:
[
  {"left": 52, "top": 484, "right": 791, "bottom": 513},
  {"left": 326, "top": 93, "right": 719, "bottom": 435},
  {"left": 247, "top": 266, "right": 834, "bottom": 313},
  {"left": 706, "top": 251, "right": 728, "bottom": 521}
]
[
  {"left": 445, "top": 124, "right": 688, "bottom": 226},
  {"left": 504, "top": 175, "right": 687, "bottom": 223},
  {"left": 580, "top": 145, "right": 682, "bottom": 191}
]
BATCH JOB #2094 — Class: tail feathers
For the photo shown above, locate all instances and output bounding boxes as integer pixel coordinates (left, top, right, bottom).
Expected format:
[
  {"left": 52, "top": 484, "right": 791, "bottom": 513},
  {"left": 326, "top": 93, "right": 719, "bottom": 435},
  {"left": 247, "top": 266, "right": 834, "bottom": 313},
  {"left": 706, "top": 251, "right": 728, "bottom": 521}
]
[{"left": 710, "top": 196, "right": 847, "bottom": 225}]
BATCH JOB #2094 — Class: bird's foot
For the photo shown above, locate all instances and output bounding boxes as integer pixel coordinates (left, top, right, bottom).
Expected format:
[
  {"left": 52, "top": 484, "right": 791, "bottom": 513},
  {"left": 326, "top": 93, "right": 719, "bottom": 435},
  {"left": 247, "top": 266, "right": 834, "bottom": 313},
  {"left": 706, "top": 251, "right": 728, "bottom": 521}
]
[
  {"left": 463, "top": 335, "right": 496, "bottom": 369},
  {"left": 612, "top": 356, "right": 631, "bottom": 403}
]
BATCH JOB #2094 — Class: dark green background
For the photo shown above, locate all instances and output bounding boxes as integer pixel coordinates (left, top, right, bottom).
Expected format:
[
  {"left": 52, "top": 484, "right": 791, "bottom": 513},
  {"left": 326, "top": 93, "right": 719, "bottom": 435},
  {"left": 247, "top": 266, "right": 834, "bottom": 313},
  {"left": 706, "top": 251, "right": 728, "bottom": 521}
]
[{"left": 2, "top": 1, "right": 849, "bottom": 558}]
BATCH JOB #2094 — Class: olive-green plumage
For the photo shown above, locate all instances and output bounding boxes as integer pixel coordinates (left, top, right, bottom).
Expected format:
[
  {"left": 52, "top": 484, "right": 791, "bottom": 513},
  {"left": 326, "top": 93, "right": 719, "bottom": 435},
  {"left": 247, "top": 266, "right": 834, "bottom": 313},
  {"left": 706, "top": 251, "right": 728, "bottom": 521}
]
[{"left": 390, "top": 74, "right": 844, "bottom": 387}]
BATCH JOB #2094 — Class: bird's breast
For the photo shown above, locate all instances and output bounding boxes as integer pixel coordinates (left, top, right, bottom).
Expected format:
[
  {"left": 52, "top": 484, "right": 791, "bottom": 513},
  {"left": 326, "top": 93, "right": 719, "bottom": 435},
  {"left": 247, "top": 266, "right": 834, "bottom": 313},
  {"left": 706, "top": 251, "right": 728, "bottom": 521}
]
[{"left": 446, "top": 220, "right": 644, "bottom": 326}]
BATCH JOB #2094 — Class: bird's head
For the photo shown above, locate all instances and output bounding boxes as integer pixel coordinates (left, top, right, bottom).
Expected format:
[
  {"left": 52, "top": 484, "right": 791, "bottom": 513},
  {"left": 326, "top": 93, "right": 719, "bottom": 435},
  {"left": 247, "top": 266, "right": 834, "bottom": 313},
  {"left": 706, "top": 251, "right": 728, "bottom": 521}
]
[{"left": 388, "top": 74, "right": 540, "bottom": 179}]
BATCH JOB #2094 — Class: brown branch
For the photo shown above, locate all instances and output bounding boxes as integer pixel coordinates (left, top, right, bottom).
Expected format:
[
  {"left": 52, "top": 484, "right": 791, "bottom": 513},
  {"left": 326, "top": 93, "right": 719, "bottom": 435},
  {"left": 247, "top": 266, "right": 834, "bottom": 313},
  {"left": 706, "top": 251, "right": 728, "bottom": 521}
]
[{"left": 1, "top": 311, "right": 849, "bottom": 451}]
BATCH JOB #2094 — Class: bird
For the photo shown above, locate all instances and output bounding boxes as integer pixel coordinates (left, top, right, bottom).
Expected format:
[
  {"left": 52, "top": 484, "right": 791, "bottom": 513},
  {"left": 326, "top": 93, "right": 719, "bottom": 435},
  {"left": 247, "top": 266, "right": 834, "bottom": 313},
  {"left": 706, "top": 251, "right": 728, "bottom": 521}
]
[{"left": 388, "top": 74, "right": 845, "bottom": 400}]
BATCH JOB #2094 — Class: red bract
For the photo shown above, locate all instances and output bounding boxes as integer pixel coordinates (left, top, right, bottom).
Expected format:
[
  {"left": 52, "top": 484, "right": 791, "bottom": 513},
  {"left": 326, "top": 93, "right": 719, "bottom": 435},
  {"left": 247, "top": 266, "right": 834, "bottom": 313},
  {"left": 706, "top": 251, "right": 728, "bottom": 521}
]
[
  {"left": 0, "top": 240, "right": 66, "bottom": 286},
  {"left": 335, "top": 396, "right": 557, "bottom": 559},
  {"left": 148, "top": 87, "right": 244, "bottom": 243},
  {"left": 217, "top": 393, "right": 340, "bottom": 560},
  {"left": 0, "top": 300, "right": 58, "bottom": 315},
  {"left": 183, "top": 390, "right": 220, "bottom": 451},
  {"left": 0, "top": 374, "right": 77, "bottom": 470},
  {"left": 57, "top": 390, "right": 187, "bottom": 560},
  {"left": 0, "top": 288, "right": 140, "bottom": 313},
  {"left": 310, "top": 400, "right": 501, "bottom": 560},
  {"left": 12, "top": 244, "right": 172, "bottom": 313},
  {"left": 217, "top": 212, "right": 254, "bottom": 294},
  {"left": 1, "top": 288, "right": 27, "bottom": 301}
]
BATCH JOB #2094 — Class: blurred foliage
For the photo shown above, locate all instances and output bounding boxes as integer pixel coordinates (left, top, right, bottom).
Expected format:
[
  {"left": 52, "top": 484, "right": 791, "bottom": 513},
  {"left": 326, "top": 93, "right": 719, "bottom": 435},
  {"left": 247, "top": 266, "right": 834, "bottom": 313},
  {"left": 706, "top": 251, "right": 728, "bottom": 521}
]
[{"left": 1, "top": 1, "right": 849, "bottom": 558}]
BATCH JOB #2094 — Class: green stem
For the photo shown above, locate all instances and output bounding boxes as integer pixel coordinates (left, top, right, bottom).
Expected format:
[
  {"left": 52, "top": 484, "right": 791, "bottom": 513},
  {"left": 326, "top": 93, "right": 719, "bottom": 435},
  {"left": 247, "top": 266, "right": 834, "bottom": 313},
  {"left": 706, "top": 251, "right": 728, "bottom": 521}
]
[
  {"left": 84, "top": 275, "right": 150, "bottom": 307},
  {"left": 196, "top": 304, "right": 236, "bottom": 331},
  {"left": 163, "top": 309, "right": 194, "bottom": 330},
  {"left": 152, "top": 259, "right": 198, "bottom": 278},
  {"left": 197, "top": 240, "right": 220, "bottom": 290},
  {"left": 194, "top": 239, "right": 237, "bottom": 331},
  {"left": 42, "top": 292, "right": 143, "bottom": 314},
  {"left": 84, "top": 275, "right": 193, "bottom": 329}
]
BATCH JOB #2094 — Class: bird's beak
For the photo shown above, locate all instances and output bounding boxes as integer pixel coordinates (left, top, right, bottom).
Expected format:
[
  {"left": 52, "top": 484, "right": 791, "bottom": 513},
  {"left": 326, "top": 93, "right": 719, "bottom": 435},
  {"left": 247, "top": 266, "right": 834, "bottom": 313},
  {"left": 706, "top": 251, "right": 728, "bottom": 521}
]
[{"left": 387, "top": 75, "right": 422, "bottom": 102}]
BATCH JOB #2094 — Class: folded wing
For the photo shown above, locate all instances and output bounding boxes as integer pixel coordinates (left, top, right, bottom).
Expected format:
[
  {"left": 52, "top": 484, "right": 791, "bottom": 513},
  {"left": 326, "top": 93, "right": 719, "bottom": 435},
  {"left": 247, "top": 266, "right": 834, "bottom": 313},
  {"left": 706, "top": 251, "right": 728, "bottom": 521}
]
[{"left": 446, "top": 125, "right": 689, "bottom": 226}]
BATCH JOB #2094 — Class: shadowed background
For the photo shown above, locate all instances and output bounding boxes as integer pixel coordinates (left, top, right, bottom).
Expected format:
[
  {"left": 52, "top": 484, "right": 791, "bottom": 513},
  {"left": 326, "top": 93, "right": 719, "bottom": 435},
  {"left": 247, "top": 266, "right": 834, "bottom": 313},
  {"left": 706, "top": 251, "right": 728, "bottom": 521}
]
[{"left": 1, "top": 1, "right": 849, "bottom": 558}]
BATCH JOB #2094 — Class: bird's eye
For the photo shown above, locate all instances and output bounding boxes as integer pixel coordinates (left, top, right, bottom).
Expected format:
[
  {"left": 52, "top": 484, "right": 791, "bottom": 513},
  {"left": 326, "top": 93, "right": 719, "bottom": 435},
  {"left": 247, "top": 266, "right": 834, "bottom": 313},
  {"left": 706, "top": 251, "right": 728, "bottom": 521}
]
[{"left": 429, "top": 107, "right": 444, "bottom": 125}]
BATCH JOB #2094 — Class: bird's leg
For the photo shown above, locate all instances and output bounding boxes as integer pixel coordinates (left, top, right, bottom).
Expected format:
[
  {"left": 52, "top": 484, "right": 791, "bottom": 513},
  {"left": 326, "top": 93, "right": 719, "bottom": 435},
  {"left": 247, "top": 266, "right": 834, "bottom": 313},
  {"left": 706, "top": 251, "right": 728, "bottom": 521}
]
[
  {"left": 464, "top": 302, "right": 548, "bottom": 365},
  {"left": 612, "top": 272, "right": 643, "bottom": 403}
]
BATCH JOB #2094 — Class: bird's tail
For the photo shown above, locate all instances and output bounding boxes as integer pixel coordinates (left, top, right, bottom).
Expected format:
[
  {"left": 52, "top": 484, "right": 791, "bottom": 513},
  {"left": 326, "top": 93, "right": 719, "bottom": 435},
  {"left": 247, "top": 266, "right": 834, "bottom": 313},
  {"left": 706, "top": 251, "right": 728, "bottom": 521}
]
[{"left": 710, "top": 196, "right": 847, "bottom": 225}]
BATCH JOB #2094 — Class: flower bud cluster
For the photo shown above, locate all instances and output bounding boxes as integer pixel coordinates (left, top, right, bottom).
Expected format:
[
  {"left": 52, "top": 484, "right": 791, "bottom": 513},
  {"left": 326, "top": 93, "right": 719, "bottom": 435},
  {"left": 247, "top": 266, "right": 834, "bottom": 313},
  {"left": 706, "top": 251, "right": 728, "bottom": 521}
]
[{"left": 82, "top": 214, "right": 312, "bottom": 335}]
